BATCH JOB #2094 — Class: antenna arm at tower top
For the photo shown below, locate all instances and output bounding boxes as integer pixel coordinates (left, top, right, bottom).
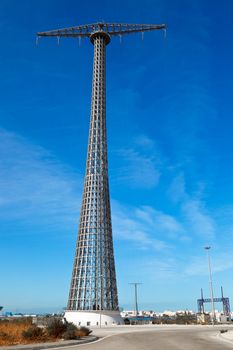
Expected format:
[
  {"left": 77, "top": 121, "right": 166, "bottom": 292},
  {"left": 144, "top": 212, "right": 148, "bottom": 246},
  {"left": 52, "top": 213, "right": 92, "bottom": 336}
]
[
  {"left": 37, "top": 22, "right": 166, "bottom": 38},
  {"left": 109, "top": 24, "right": 166, "bottom": 36},
  {"left": 37, "top": 31, "right": 90, "bottom": 38}
]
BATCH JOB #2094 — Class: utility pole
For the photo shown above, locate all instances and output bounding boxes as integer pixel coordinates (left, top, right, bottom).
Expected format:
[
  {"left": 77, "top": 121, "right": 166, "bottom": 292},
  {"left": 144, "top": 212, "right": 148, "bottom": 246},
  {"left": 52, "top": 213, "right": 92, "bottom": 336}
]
[
  {"left": 204, "top": 246, "right": 216, "bottom": 325},
  {"left": 130, "top": 283, "right": 142, "bottom": 317}
]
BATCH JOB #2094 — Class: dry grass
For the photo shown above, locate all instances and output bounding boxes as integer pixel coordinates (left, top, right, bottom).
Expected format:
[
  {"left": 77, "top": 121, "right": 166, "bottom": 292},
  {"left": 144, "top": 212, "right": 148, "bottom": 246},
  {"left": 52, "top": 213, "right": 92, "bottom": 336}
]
[
  {"left": 0, "top": 320, "right": 47, "bottom": 346},
  {"left": 0, "top": 319, "right": 91, "bottom": 346},
  {"left": 0, "top": 321, "right": 30, "bottom": 346}
]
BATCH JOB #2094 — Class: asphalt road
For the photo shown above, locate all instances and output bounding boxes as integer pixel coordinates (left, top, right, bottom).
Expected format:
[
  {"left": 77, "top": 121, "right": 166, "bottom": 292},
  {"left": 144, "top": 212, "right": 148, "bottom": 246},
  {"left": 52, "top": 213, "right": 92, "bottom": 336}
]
[{"left": 69, "top": 327, "right": 233, "bottom": 350}]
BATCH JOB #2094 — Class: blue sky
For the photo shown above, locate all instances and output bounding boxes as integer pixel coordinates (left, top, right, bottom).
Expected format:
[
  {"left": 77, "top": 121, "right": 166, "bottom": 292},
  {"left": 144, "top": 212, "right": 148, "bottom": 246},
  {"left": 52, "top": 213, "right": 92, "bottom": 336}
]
[{"left": 1, "top": 0, "right": 233, "bottom": 313}]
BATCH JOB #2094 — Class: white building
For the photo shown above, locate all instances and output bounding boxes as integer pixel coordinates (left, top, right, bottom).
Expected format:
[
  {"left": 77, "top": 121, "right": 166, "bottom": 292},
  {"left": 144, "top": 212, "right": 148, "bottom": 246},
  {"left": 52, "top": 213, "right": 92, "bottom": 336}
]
[{"left": 64, "top": 310, "right": 123, "bottom": 327}]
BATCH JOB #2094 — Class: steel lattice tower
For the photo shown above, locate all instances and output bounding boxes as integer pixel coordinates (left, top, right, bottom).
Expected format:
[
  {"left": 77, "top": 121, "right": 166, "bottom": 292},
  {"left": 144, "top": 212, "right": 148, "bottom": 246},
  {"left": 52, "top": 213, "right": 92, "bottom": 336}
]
[{"left": 37, "top": 22, "right": 166, "bottom": 326}]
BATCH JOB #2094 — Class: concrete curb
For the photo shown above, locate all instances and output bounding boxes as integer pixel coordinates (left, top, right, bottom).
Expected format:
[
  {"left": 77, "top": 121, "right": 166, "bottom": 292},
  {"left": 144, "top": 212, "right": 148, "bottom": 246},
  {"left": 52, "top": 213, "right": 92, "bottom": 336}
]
[{"left": 0, "top": 335, "right": 98, "bottom": 350}]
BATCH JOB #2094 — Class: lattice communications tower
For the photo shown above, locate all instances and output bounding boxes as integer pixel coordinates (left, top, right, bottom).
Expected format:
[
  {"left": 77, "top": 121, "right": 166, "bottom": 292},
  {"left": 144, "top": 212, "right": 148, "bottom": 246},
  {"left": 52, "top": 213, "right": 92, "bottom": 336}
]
[{"left": 37, "top": 22, "right": 166, "bottom": 327}]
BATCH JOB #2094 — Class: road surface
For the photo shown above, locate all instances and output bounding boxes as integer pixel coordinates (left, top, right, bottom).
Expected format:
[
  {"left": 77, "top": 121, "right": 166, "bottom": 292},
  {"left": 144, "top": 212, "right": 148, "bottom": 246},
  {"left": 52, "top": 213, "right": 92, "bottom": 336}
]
[
  {"left": 51, "top": 326, "right": 233, "bottom": 350},
  {"left": 86, "top": 329, "right": 231, "bottom": 350}
]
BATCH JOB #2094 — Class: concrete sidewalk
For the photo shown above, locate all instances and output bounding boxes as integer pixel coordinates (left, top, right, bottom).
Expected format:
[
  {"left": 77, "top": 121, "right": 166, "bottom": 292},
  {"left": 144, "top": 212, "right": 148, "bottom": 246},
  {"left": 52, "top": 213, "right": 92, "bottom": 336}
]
[{"left": 0, "top": 335, "right": 98, "bottom": 350}]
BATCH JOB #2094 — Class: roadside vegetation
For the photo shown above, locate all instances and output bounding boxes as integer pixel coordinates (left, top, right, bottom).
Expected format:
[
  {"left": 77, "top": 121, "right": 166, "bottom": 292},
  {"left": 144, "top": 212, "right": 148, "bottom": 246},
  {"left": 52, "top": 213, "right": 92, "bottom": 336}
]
[
  {"left": 124, "top": 312, "right": 198, "bottom": 325},
  {"left": 155, "top": 312, "right": 197, "bottom": 325},
  {"left": 0, "top": 318, "right": 92, "bottom": 346}
]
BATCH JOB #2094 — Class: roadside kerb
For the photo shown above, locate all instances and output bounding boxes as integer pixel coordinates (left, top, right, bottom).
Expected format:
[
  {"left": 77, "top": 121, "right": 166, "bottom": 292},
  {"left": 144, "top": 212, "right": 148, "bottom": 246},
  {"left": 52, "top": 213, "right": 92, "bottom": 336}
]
[{"left": 0, "top": 335, "right": 98, "bottom": 350}]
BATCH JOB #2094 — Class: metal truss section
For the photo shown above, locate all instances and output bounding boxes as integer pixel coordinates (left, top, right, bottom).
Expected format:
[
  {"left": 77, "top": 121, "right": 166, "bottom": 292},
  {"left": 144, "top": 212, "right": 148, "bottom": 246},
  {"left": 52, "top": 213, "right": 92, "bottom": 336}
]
[
  {"left": 197, "top": 287, "right": 231, "bottom": 316},
  {"left": 67, "top": 32, "right": 118, "bottom": 312}
]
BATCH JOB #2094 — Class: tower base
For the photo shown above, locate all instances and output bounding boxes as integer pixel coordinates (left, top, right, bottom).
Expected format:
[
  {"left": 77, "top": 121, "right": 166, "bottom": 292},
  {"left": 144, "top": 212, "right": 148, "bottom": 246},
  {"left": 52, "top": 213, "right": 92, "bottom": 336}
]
[{"left": 64, "top": 310, "right": 124, "bottom": 327}]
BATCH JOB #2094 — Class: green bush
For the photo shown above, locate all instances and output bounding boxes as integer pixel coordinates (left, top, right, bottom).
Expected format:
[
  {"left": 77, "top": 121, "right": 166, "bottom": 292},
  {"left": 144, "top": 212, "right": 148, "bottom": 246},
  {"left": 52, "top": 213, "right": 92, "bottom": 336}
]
[{"left": 22, "top": 326, "right": 44, "bottom": 340}]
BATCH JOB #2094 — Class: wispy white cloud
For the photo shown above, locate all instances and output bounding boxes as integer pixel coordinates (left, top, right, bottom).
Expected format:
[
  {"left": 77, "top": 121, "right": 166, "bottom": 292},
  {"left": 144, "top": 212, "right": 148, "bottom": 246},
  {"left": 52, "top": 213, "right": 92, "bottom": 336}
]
[
  {"left": 168, "top": 173, "right": 216, "bottom": 240},
  {"left": 0, "top": 128, "right": 82, "bottom": 233},
  {"left": 1, "top": 127, "right": 230, "bottom": 282},
  {"left": 114, "top": 148, "right": 160, "bottom": 188},
  {"left": 135, "top": 206, "right": 184, "bottom": 237},
  {"left": 124, "top": 256, "right": 180, "bottom": 282},
  {"left": 112, "top": 135, "right": 162, "bottom": 189},
  {"left": 168, "top": 172, "right": 186, "bottom": 203},
  {"left": 112, "top": 201, "right": 186, "bottom": 251},
  {"left": 181, "top": 198, "right": 216, "bottom": 240},
  {"left": 184, "top": 251, "right": 233, "bottom": 277},
  {"left": 134, "top": 134, "right": 155, "bottom": 149}
]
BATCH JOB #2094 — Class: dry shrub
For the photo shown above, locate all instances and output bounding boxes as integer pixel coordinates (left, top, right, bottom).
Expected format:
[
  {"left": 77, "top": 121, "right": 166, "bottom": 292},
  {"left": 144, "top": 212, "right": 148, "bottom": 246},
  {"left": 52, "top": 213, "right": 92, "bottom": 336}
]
[
  {"left": 46, "top": 318, "right": 67, "bottom": 338},
  {"left": 63, "top": 323, "right": 79, "bottom": 340},
  {"left": 220, "top": 329, "right": 228, "bottom": 334},
  {"left": 0, "top": 331, "right": 14, "bottom": 343},
  {"left": 46, "top": 319, "right": 80, "bottom": 340},
  {"left": 22, "top": 326, "right": 45, "bottom": 341},
  {"left": 11, "top": 317, "right": 33, "bottom": 325},
  {"left": 76, "top": 326, "right": 92, "bottom": 337},
  {"left": 0, "top": 318, "right": 82, "bottom": 345}
]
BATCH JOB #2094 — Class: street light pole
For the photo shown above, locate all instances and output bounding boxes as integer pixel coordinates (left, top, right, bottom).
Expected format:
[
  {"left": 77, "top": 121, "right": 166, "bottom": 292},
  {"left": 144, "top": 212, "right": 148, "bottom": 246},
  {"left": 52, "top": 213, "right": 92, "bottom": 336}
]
[
  {"left": 129, "top": 283, "right": 142, "bottom": 317},
  {"left": 204, "top": 246, "right": 216, "bottom": 325}
]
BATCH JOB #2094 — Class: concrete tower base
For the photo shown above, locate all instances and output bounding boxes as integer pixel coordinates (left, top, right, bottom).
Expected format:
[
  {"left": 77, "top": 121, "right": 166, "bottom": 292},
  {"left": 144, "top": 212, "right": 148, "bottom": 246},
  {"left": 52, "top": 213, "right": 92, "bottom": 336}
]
[{"left": 64, "top": 310, "right": 124, "bottom": 327}]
